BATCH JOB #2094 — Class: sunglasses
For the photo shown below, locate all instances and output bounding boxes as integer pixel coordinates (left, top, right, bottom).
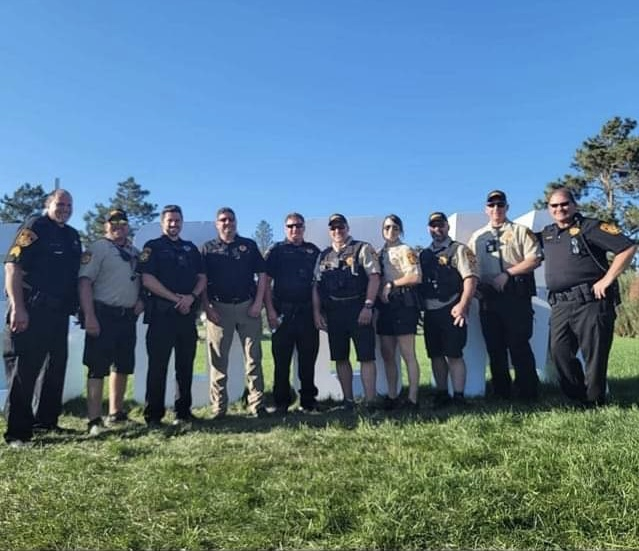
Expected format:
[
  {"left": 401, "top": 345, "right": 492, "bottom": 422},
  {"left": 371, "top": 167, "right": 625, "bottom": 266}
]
[
  {"left": 383, "top": 224, "right": 400, "bottom": 231},
  {"left": 286, "top": 223, "right": 304, "bottom": 229},
  {"left": 549, "top": 201, "right": 570, "bottom": 209},
  {"left": 109, "top": 220, "right": 128, "bottom": 227},
  {"left": 329, "top": 224, "right": 346, "bottom": 231},
  {"left": 486, "top": 202, "right": 506, "bottom": 209},
  {"left": 217, "top": 217, "right": 235, "bottom": 223}
]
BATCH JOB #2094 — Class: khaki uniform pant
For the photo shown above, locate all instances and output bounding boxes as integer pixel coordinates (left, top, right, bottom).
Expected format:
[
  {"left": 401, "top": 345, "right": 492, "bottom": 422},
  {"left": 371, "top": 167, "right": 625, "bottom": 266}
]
[{"left": 206, "top": 300, "right": 264, "bottom": 414}]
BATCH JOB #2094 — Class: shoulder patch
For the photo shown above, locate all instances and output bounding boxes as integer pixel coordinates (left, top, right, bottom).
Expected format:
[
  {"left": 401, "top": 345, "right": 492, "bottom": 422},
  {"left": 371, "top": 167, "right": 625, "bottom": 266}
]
[
  {"left": 9, "top": 245, "right": 21, "bottom": 259},
  {"left": 464, "top": 248, "right": 477, "bottom": 269},
  {"left": 15, "top": 229, "right": 38, "bottom": 248},
  {"left": 600, "top": 222, "right": 621, "bottom": 235},
  {"left": 139, "top": 247, "right": 152, "bottom": 263},
  {"left": 406, "top": 250, "right": 418, "bottom": 265},
  {"left": 80, "top": 251, "right": 92, "bottom": 265},
  {"left": 568, "top": 227, "right": 580, "bottom": 236}
]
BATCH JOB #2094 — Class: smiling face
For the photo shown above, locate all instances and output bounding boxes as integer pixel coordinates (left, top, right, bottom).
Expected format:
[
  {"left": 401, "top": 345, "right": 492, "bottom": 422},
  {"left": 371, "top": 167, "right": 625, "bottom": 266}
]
[
  {"left": 161, "top": 211, "right": 183, "bottom": 241},
  {"left": 548, "top": 190, "right": 578, "bottom": 228},
  {"left": 428, "top": 219, "right": 449, "bottom": 244},
  {"left": 216, "top": 210, "right": 237, "bottom": 242},
  {"left": 328, "top": 221, "right": 349, "bottom": 247},
  {"left": 46, "top": 190, "right": 73, "bottom": 226},
  {"left": 285, "top": 216, "right": 305, "bottom": 245},
  {"left": 485, "top": 199, "right": 508, "bottom": 227},
  {"left": 105, "top": 219, "right": 129, "bottom": 245}
]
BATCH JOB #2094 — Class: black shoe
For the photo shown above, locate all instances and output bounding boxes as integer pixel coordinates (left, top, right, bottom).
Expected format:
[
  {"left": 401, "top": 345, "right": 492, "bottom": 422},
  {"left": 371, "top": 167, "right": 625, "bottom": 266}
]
[
  {"left": 33, "top": 423, "right": 74, "bottom": 434},
  {"left": 383, "top": 396, "right": 400, "bottom": 411},
  {"left": 146, "top": 420, "right": 165, "bottom": 429},
  {"left": 341, "top": 399, "right": 355, "bottom": 411},
  {"left": 432, "top": 392, "right": 452, "bottom": 409},
  {"left": 298, "top": 402, "right": 321, "bottom": 414},
  {"left": 172, "top": 412, "right": 199, "bottom": 426},
  {"left": 405, "top": 400, "right": 420, "bottom": 412},
  {"left": 106, "top": 411, "right": 129, "bottom": 424},
  {"left": 87, "top": 417, "right": 105, "bottom": 436},
  {"left": 251, "top": 407, "right": 270, "bottom": 418}
]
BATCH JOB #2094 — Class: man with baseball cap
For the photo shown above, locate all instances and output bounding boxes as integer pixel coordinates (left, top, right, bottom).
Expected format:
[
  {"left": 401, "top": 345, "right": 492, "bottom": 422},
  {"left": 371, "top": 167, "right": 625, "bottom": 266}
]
[
  {"left": 79, "top": 208, "right": 144, "bottom": 435},
  {"left": 468, "top": 190, "right": 542, "bottom": 401},
  {"left": 312, "top": 213, "right": 381, "bottom": 408},
  {"left": 420, "top": 211, "right": 478, "bottom": 407}
]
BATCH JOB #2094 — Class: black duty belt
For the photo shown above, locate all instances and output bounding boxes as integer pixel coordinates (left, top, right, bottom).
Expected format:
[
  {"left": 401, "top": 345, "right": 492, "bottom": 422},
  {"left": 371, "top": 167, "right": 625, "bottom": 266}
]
[
  {"left": 214, "top": 296, "right": 252, "bottom": 304},
  {"left": 327, "top": 294, "right": 364, "bottom": 302},
  {"left": 94, "top": 300, "right": 136, "bottom": 317}
]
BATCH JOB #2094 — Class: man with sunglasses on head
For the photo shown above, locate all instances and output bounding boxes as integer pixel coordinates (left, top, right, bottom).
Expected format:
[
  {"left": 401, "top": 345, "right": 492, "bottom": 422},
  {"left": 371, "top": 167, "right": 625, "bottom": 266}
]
[
  {"left": 201, "top": 207, "right": 268, "bottom": 418},
  {"left": 138, "top": 205, "right": 206, "bottom": 428},
  {"left": 264, "top": 213, "right": 321, "bottom": 414},
  {"left": 312, "top": 213, "right": 381, "bottom": 409},
  {"left": 542, "top": 187, "right": 636, "bottom": 407},
  {"left": 468, "top": 190, "right": 542, "bottom": 401},
  {"left": 79, "top": 209, "right": 144, "bottom": 435}
]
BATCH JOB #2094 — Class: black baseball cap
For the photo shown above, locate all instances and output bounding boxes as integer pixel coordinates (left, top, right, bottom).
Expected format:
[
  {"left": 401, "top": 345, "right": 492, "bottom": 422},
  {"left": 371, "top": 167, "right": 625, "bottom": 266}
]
[
  {"left": 486, "top": 190, "right": 507, "bottom": 203},
  {"left": 328, "top": 213, "right": 348, "bottom": 226},
  {"left": 107, "top": 209, "right": 128, "bottom": 222},
  {"left": 428, "top": 212, "right": 448, "bottom": 226}
]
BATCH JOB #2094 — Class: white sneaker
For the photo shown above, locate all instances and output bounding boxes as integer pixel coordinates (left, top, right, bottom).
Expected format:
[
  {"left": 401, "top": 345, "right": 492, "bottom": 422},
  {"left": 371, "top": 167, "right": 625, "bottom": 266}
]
[{"left": 8, "top": 439, "right": 30, "bottom": 449}]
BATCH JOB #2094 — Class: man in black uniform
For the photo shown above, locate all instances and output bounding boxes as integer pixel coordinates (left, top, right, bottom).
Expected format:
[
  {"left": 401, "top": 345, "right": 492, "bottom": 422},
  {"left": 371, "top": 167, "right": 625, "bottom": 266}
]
[
  {"left": 3, "top": 189, "right": 82, "bottom": 446},
  {"left": 264, "top": 212, "right": 320, "bottom": 414},
  {"left": 542, "top": 187, "right": 636, "bottom": 407},
  {"left": 138, "top": 205, "right": 206, "bottom": 427},
  {"left": 312, "top": 213, "right": 381, "bottom": 407},
  {"left": 201, "top": 207, "right": 267, "bottom": 418}
]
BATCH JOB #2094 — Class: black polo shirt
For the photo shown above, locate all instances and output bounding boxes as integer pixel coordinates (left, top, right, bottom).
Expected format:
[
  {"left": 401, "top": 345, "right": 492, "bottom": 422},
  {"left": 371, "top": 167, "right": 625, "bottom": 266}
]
[
  {"left": 201, "top": 235, "right": 266, "bottom": 302},
  {"left": 265, "top": 240, "right": 320, "bottom": 303}
]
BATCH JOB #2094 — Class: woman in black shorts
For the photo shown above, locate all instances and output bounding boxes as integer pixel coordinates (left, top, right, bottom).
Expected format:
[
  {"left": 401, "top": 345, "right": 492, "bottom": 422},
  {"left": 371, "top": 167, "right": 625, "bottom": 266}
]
[{"left": 376, "top": 214, "right": 422, "bottom": 408}]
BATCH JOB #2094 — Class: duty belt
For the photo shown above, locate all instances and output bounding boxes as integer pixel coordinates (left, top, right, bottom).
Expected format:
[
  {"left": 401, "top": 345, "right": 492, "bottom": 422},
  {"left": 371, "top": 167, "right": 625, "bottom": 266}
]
[
  {"left": 94, "top": 301, "right": 136, "bottom": 317},
  {"left": 327, "top": 294, "right": 364, "bottom": 302},
  {"left": 214, "top": 296, "right": 252, "bottom": 304}
]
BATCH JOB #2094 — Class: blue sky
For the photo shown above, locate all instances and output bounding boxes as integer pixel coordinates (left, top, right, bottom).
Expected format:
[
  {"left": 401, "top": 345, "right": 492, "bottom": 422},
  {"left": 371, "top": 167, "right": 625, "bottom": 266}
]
[{"left": 1, "top": 0, "right": 637, "bottom": 247}]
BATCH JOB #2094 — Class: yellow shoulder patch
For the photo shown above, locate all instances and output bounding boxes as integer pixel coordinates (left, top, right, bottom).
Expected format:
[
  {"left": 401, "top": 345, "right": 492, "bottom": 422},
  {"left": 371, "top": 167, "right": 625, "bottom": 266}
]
[
  {"left": 600, "top": 223, "right": 621, "bottom": 235},
  {"left": 9, "top": 245, "right": 21, "bottom": 259},
  {"left": 139, "top": 247, "right": 152, "bottom": 263},
  {"left": 569, "top": 227, "right": 580, "bottom": 236},
  {"left": 80, "top": 251, "right": 92, "bottom": 265},
  {"left": 15, "top": 229, "right": 38, "bottom": 248},
  {"left": 406, "top": 250, "right": 418, "bottom": 265}
]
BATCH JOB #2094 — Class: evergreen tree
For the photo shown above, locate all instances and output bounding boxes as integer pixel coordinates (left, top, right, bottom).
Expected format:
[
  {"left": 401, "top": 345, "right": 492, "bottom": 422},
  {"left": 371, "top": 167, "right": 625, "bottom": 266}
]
[
  {"left": 0, "top": 183, "right": 47, "bottom": 222},
  {"left": 253, "top": 220, "right": 274, "bottom": 255}
]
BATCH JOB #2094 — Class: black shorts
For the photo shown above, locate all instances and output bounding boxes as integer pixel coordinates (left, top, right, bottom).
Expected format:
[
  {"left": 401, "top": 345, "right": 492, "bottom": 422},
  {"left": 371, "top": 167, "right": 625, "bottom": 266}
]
[
  {"left": 83, "top": 307, "right": 137, "bottom": 378},
  {"left": 325, "top": 301, "right": 376, "bottom": 362},
  {"left": 423, "top": 303, "right": 467, "bottom": 358},
  {"left": 376, "top": 302, "right": 419, "bottom": 336}
]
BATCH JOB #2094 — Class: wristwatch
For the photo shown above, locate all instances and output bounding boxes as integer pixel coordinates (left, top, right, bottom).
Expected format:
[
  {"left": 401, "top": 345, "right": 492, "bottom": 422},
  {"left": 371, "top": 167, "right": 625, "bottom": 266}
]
[{"left": 364, "top": 299, "right": 374, "bottom": 310}]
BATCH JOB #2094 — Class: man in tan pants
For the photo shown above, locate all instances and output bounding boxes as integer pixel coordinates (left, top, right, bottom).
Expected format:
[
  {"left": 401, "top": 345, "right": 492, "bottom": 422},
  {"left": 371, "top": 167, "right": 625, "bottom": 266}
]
[{"left": 201, "top": 207, "right": 267, "bottom": 418}]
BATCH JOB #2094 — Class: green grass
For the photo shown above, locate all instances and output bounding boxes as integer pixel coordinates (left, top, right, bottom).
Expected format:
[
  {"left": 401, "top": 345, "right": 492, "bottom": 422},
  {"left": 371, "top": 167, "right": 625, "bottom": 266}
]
[{"left": 1, "top": 337, "right": 639, "bottom": 550}]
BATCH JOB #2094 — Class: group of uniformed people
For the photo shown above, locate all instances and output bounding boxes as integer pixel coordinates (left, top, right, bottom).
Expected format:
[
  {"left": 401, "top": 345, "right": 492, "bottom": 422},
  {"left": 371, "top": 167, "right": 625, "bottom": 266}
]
[{"left": 2, "top": 187, "right": 636, "bottom": 446}]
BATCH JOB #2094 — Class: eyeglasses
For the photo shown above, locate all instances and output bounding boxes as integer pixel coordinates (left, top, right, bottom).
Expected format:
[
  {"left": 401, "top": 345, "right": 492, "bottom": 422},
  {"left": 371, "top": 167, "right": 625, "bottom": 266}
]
[
  {"left": 109, "top": 220, "right": 128, "bottom": 227},
  {"left": 217, "top": 217, "right": 235, "bottom": 223},
  {"left": 286, "top": 223, "right": 304, "bottom": 229},
  {"left": 549, "top": 201, "right": 570, "bottom": 209},
  {"left": 329, "top": 224, "right": 346, "bottom": 231},
  {"left": 486, "top": 202, "right": 506, "bottom": 209},
  {"left": 383, "top": 224, "right": 400, "bottom": 231}
]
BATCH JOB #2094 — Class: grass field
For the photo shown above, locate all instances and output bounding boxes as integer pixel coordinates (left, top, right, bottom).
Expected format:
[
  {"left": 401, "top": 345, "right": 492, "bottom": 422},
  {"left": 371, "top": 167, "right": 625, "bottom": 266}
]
[{"left": 1, "top": 337, "right": 639, "bottom": 550}]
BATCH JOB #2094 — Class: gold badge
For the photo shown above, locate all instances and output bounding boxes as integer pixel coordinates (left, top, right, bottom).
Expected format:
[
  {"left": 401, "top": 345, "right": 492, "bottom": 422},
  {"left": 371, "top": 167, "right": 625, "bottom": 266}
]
[
  {"left": 80, "top": 251, "right": 92, "bottom": 265},
  {"left": 600, "top": 223, "right": 621, "bottom": 235},
  {"left": 139, "top": 247, "right": 152, "bottom": 263},
  {"left": 502, "top": 231, "right": 513, "bottom": 243},
  {"left": 406, "top": 250, "right": 418, "bottom": 265},
  {"left": 9, "top": 245, "right": 21, "bottom": 259},
  {"left": 15, "top": 229, "right": 38, "bottom": 247},
  {"left": 438, "top": 256, "right": 448, "bottom": 266},
  {"left": 345, "top": 256, "right": 354, "bottom": 267},
  {"left": 568, "top": 227, "right": 580, "bottom": 236}
]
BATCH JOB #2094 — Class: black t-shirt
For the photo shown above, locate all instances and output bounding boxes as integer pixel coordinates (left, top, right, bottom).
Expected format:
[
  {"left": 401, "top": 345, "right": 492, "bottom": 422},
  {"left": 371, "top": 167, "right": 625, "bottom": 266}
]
[
  {"left": 265, "top": 240, "right": 320, "bottom": 303},
  {"left": 138, "top": 235, "right": 203, "bottom": 294},
  {"left": 542, "top": 214, "right": 634, "bottom": 292},
  {"left": 5, "top": 214, "right": 82, "bottom": 305},
  {"left": 201, "top": 235, "right": 265, "bottom": 302}
]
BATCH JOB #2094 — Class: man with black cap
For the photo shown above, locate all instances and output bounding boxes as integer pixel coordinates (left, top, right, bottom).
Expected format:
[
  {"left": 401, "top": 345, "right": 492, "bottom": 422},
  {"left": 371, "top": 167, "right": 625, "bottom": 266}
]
[
  {"left": 468, "top": 191, "right": 542, "bottom": 401},
  {"left": 3, "top": 189, "right": 82, "bottom": 447},
  {"left": 79, "top": 209, "right": 144, "bottom": 435},
  {"left": 419, "top": 212, "right": 479, "bottom": 407},
  {"left": 312, "top": 214, "right": 381, "bottom": 408}
]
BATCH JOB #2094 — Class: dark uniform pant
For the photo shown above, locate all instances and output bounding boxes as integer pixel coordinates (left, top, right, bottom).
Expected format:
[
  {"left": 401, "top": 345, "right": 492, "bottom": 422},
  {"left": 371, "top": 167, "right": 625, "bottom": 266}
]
[
  {"left": 271, "top": 304, "right": 319, "bottom": 409},
  {"left": 144, "top": 311, "right": 197, "bottom": 422},
  {"left": 3, "top": 306, "right": 70, "bottom": 442},
  {"left": 479, "top": 294, "right": 538, "bottom": 399},
  {"left": 550, "top": 298, "right": 615, "bottom": 404}
]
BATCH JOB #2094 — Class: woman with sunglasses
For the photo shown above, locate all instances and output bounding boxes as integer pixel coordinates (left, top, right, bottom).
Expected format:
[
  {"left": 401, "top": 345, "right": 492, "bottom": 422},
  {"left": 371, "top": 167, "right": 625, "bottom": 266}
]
[{"left": 376, "top": 214, "right": 422, "bottom": 409}]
